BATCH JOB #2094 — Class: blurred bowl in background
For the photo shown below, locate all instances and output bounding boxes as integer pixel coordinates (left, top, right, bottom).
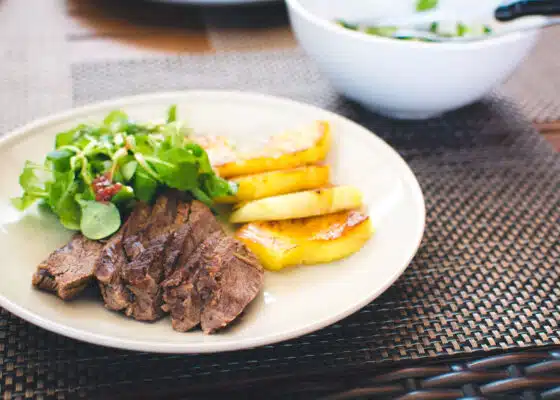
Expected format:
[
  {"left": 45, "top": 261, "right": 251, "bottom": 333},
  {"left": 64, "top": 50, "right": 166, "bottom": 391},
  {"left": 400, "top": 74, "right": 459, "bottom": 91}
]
[{"left": 285, "top": 0, "right": 540, "bottom": 120}]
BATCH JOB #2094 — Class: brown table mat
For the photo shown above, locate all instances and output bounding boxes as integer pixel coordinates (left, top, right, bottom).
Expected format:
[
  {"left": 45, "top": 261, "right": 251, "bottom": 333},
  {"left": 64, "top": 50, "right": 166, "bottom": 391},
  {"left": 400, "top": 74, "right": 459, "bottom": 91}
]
[
  {"left": 0, "top": 50, "right": 559, "bottom": 399},
  {"left": 498, "top": 26, "right": 560, "bottom": 124}
]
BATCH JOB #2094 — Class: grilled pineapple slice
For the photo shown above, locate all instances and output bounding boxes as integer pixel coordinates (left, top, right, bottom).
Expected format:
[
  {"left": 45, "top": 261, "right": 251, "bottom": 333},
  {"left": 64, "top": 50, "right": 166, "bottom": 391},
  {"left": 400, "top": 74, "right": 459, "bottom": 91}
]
[
  {"left": 229, "top": 185, "right": 363, "bottom": 223},
  {"left": 236, "top": 210, "right": 373, "bottom": 270},
  {"left": 215, "top": 165, "right": 330, "bottom": 203},
  {"left": 213, "top": 121, "right": 331, "bottom": 178}
]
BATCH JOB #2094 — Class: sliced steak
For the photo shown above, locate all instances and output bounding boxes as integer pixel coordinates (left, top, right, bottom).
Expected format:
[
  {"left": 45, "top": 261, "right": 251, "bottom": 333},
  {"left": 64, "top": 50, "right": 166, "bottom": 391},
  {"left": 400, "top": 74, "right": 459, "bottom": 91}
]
[
  {"left": 163, "top": 200, "right": 222, "bottom": 279},
  {"left": 96, "top": 192, "right": 194, "bottom": 321},
  {"left": 200, "top": 236, "right": 264, "bottom": 333},
  {"left": 161, "top": 202, "right": 191, "bottom": 278},
  {"left": 95, "top": 224, "right": 130, "bottom": 311},
  {"left": 121, "top": 192, "right": 195, "bottom": 321},
  {"left": 162, "top": 232, "right": 264, "bottom": 334},
  {"left": 33, "top": 234, "right": 104, "bottom": 300},
  {"left": 160, "top": 201, "right": 224, "bottom": 331},
  {"left": 162, "top": 230, "right": 225, "bottom": 332},
  {"left": 97, "top": 193, "right": 228, "bottom": 323},
  {"left": 122, "top": 202, "right": 154, "bottom": 260},
  {"left": 95, "top": 202, "right": 151, "bottom": 311}
]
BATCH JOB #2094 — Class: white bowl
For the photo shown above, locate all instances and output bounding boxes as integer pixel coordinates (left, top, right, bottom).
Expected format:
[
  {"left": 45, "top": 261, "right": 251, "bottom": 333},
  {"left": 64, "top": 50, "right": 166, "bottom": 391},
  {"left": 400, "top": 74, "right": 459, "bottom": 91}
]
[{"left": 285, "top": 0, "right": 540, "bottom": 119}]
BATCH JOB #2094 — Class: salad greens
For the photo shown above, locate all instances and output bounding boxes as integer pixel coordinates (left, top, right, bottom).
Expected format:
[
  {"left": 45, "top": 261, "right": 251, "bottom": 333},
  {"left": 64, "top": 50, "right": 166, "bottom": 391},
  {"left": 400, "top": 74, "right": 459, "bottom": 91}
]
[
  {"left": 336, "top": 0, "right": 493, "bottom": 42},
  {"left": 12, "top": 106, "right": 236, "bottom": 240},
  {"left": 416, "top": 0, "right": 438, "bottom": 12}
]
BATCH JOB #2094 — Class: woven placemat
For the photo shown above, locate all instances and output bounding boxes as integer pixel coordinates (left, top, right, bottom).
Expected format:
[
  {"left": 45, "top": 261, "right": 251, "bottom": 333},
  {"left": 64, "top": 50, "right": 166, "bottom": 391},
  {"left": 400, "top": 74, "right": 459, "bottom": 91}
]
[
  {"left": 1, "top": 50, "right": 559, "bottom": 399},
  {"left": 498, "top": 26, "right": 560, "bottom": 124}
]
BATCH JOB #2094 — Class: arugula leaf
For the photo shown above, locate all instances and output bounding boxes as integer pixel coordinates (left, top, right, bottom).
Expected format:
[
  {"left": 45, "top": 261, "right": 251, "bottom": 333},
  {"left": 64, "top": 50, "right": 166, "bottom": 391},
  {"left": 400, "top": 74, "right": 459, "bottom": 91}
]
[
  {"left": 10, "top": 161, "right": 49, "bottom": 210},
  {"left": 19, "top": 161, "right": 48, "bottom": 193},
  {"left": 78, "top": 182, "right": 96, "bottom": 202},
  {"left": 158, "top": 162, "right": 199, "bottom": 191},
  {"left": 133, "top": 135, "right": 156, "bottom": 158},
  {"left": 336, "top": 20, "right": 359, "bottom": 30},
  {"left": 90, "top": 158, "right": 112, "bottom": 175},
  {"left": 55, "top": 125, "right": 100, "bottom": 148},
  {"left": 416, "top": 0, "right": 438, "bottom": 11},
  {"left": 11, "top": 193, "right": 43, "bottom": 211},
  {"left": 111, "top": 185, "right": 135, "bottom": 205},
  {"left": 200, "top": 174, "right": 237, "bottom": 198},
  {"left": 167, "top": 105, "right": 177, "bottom": 123},
  {"left": 457, "top": 23, "right": 468, "bottom": 36},
  {"left": 47, "top": 170, "right": 81, "bottom": 230},
  {"left": 47, "top": 149, "right": 74, "bottom": 172},
  {"left": 365, "top": 26, "right": 398, "bottom": 37},
  {"left": 133, "top": 170, "right": 158, "bottom": 203},
  {"left": 103, "top": 110, "right": 129, "bottom": 134},
  {"left": 191, "top": 187, "right": 213, "bottom": 206},
  {"left": 158, "top": 147, "right": 196, "bottom": 165},
  {"left": 55, "top": 130, "right": 77, "bottom": 149},
  {"left": 183, "top": 143, "right": 214, "bottom": 174},
  {"left": 160, "top": 121, "right": 187, "bottom": 149},
  {"left": 78, "top": 200, "right": 121, "bottom": 240},
  {"left": 121, "top": 160, "right": 138, "bottom": 181}
]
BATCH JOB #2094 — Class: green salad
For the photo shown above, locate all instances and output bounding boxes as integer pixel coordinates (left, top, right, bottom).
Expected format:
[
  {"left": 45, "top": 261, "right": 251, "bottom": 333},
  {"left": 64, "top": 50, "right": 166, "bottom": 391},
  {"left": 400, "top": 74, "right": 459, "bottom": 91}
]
[
  {"left": 12, "top": 106, "right": 236, "bottom": 240},
  {"left": 336, "top": 0, "right": 493, "bottom": 42}
]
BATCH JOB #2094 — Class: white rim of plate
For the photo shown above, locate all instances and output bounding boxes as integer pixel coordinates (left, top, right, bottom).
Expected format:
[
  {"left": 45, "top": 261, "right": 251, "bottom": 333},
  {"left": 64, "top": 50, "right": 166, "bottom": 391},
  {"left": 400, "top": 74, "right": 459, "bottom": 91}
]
[{"left": 0, "top": 90, "right": 425, "bottom": 353}]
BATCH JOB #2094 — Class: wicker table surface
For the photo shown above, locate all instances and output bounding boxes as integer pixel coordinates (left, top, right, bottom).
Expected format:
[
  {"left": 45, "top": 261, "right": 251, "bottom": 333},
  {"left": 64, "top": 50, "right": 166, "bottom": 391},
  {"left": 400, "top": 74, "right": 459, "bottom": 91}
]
[{"left": 0, "top": 1, "right": 559, "bottom": 399}]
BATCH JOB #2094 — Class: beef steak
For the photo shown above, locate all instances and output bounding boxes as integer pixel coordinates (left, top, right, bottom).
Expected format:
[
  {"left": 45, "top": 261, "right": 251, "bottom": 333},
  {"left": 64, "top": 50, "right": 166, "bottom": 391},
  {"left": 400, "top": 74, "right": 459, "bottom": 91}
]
[
  {"left": 127, "top": 198, "right": 222, "bottom": 322},
  {"left": 95, "top": 202, "right": 152, "bottom": 312},
  {"left": 200, "top": 236, "right": 264, "bottom": 333},
  {"left": 121, "top": 193, "right": 181, "bottom": 321},
  {"left": 32, "top": 234, "right": 105, "bottom": 300},
  {"left": 163, "top": 200, "right": 222, "bottom": 279},
  {"left": 162, "top": 230, "right": 225, "bottom": 332},
  {"left": 91, "top": 190, "right": 263, "bottom": 332},
  {"left": 162, "top": 232, "right": 264, "bottom": 334},
  {"left": 96, "top": 193, "right": 215, "bottom": 322}
]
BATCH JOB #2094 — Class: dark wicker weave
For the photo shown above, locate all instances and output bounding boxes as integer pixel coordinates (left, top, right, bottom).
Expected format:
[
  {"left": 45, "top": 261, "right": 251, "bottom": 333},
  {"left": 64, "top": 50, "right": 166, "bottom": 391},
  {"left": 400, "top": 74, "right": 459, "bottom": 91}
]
[
  {"left": 323, "top": 350, "right": 560, "bottom": 400},
  {"left": 171, "top": 349, "right": 560, "bottom": 399},
  {"left": 0, "top": 51, "right": 559, "bottom": 399}
]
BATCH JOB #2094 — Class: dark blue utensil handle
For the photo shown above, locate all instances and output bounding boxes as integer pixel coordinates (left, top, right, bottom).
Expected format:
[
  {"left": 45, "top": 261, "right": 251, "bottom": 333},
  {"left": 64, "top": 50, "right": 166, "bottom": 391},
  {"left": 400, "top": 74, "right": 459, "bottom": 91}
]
[{"left": 495, "top": 0, "right": 560, "bottom": 21}]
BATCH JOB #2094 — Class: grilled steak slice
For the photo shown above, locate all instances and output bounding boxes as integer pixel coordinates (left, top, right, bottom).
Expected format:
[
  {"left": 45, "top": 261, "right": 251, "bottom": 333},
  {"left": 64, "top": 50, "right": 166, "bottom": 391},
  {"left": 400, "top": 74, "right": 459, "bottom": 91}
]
[
  {"left": 124, "top": 197, "right": 223, "bottom": 321},
  {"left": 162, "top": 232, "right": 264, "bottom": 334},
  {"left": 200, "top": 236, "right": 264, "bottom": 333},
  {"left": 98, "top": 193, "right": 226, "bottom": 322},
  {"left": 160, "top": 201, "right": 224, "bottom": 331},
  {"left": 163, "top": 200, "right": 222, "bottom": 279},
  {"left": 121, "top": 192, "right": 191, "bottom": 321},
  {"left": 162, "top": 231, "right": 225, "bottom": 332},
  {"left": 32, "top": 234, "right": 104, "bottom": 300},
  {"left": 95, "top": 224, "right": 129, "bottom": 311},
  {"left": 95, "top": 202, "right": 151, "bottom": 311},
  {"left": 161, "top": 202, "right": 191, "bottom": 278},
  {"left": 122, "top": 202, "right": 155, "bottom": 260}
]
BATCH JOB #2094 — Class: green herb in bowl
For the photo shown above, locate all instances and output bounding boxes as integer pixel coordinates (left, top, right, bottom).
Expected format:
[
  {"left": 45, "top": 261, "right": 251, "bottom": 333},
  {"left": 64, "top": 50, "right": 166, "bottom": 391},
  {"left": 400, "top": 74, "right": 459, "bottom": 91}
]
[
  {"left": 335, "top": 0, "right": 493, "bottom": 42},
  {"left": 12, "top": 106, "right": 236, "bottom": 240}
]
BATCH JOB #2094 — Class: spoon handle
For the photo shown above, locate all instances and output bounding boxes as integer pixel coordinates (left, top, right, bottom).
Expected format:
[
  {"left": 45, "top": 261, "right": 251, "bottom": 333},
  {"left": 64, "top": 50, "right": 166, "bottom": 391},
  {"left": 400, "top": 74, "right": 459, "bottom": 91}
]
[{"left": 495, "top": 0, "right": 560, "bottom": 21}]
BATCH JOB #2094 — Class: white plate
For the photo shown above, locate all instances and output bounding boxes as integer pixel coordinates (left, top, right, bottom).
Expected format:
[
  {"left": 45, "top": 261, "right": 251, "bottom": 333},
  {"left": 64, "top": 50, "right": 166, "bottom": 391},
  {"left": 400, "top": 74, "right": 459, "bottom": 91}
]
[{"left": 0, "top": 91, "right": 424, "bottom": 354}]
